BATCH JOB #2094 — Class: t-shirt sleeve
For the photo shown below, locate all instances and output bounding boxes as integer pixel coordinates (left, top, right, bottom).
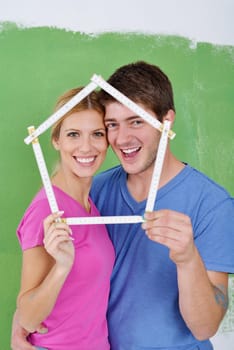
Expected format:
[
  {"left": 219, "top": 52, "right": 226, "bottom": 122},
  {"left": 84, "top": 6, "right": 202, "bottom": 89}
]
[
  {"left": 195, "top": 197, "right": 234, "bottom": 273},
  {"left": 17, "top": 198, "right": 51, "bottom": 251}
]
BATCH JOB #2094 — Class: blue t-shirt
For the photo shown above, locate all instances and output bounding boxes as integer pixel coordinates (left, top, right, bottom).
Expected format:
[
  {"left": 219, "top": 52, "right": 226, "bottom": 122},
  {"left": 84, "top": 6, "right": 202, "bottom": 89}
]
[{"left": 91, "top": 164, "right": 234, "bottom": 350}]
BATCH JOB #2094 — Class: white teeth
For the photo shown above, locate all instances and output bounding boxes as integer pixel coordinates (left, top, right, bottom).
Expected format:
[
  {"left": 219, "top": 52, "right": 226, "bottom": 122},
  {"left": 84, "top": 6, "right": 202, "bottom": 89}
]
[
  {"left": 122, "top": 147, "right": 139, "bottom": 154},
  {"left": 76, "top": 157, "right": 95, "bottom": 163}
]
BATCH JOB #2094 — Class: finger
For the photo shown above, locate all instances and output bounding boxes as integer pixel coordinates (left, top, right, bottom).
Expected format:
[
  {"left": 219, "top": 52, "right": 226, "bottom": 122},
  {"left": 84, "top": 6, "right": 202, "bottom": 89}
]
[
  {"left": 146, "top": 226, "right": 179, "bottom": 239},
  {"left": 44, "top": 221, "right": 72, "bottom": 240},
  {"left": 45, "top": 223, "right": 72, "bottom": 241},
  {"left": 51, "top": 222, "right": 72, "bottom": 233},
  {"left": 144, "top": 222, "right": 192, "bottom": 246},
  {"left": 143, "top": 210, "right": 191, "bottom": 232},
  {"left": 43, "top": 211, "right": 64, "bottom": 232},
  {"left": 145, "top": 225, "right": 194, "bottom": 253},
  {"left": 44, "top": 230, "right": 73, "bottom": 248},
  {"left": 36, "top": 323, "right": 48, "bottom": 334},
  {"left": 44, "top": 236, "right": 74, "bottom": 259},
  {"left": 144, "top": 209, "right": 190, "bottom": 223},
  {"left": 146, "top": 232, "right": 182, "bottom": 252}
]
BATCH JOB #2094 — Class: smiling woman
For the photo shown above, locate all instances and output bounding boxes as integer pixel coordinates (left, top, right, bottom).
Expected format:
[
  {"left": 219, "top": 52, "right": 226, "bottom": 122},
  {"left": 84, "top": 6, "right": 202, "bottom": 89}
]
[
  {"left": 52, "top": 109, "right": 108, "bottom": 208},
  {"left": 50, "top": 88, "right": 108, "bottom": 209},
  {"left": 14, "top": 87, "right": 115, "bottom": 350},
  {"left": 51, "top": 90, "right": 108, "bottom": 205}
]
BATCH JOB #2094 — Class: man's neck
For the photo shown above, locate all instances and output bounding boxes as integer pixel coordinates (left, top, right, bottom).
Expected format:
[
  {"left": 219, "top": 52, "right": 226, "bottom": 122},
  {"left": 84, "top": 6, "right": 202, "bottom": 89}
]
[{"left": 126, "top": 152, "right": 184, "bottom": 203}]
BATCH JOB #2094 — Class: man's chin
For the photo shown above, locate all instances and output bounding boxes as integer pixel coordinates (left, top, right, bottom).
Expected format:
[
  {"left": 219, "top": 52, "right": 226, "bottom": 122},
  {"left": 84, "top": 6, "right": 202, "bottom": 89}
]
[{"left": 122, "top": 163, "right": 141, "bottom": 175}]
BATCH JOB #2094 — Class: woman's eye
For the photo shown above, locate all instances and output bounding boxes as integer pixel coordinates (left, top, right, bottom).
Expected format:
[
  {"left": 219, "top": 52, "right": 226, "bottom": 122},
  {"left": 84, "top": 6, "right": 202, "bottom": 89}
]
[
  {"left": 67, "top": 131, "right": 79, "bottom": 137},
  {"left": 94, "top": 131, "right": 105, "bottom": 137}
]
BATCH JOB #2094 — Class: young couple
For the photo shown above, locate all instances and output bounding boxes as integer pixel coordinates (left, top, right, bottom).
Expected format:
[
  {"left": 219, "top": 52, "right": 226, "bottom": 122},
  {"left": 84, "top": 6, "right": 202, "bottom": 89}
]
[{"left": 12, "top": 61, "right": 234, "bottom": 350}]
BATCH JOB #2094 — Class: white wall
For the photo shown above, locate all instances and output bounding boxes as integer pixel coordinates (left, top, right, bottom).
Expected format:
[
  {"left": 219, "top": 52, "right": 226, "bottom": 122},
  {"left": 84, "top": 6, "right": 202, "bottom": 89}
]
[{"left": 0, "top": 0, "right": 234, "bottom": 46}]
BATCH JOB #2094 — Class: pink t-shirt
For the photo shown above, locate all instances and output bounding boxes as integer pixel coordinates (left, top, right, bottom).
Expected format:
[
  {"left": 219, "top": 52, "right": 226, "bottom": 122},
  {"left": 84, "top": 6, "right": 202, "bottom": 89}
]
[{"left": 17, "top": 186, "right": 115, "bottom": 350}]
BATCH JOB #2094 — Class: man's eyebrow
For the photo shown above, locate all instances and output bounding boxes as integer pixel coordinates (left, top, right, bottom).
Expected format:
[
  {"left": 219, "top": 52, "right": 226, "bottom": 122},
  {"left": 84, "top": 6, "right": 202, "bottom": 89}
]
[
  {"left": 104, "top": 117, "right": 115, "bottom": 122},
  {"left": 104, "top": 115, "right": 141, "bottom": 122}
]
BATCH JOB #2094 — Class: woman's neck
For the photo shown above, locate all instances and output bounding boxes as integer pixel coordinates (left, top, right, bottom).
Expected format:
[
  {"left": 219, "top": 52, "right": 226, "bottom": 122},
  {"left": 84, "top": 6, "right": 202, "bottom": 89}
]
[{"left": 52, "top": 170, "right": 92, "bottom": 212}]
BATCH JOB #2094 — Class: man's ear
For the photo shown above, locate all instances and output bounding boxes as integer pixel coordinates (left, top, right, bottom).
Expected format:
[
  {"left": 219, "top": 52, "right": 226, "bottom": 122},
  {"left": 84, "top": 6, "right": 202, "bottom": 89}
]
[{"left": 162, "top": 109, "right": 175, "bottom": 126}]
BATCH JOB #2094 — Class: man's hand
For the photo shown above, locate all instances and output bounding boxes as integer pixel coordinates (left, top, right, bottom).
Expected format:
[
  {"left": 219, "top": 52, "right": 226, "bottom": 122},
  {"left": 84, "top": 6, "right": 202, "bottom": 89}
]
[
  {"left": 11, "top": 310, "right": 48, "bottom": 350},
  {"left": 142, "top": 209, "right": 196, "bottom": 265}
]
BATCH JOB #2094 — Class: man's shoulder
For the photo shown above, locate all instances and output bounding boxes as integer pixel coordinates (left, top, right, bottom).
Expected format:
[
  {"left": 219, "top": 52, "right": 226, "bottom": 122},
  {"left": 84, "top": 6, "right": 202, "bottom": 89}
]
[
  {"left": 94, "top": 165, "right": 123, "bottom": 185},
  {"left": 188, "top": 165, "right": 231, "bottom": 198},
  {"left": 91, "top": 165, "right": 124, "bottom": 205}
]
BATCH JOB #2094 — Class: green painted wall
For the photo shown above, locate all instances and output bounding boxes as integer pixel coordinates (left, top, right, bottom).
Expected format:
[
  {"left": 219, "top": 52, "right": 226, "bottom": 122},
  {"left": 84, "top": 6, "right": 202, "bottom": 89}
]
[{"left": 0, "top": 22, "right": 233, "bottom": 349}]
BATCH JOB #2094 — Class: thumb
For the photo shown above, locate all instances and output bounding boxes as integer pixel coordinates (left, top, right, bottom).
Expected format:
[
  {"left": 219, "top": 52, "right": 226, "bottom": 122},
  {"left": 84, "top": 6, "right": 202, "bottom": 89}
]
[{"left": 36, "top": 323, "right": 48, "bottom": 334}]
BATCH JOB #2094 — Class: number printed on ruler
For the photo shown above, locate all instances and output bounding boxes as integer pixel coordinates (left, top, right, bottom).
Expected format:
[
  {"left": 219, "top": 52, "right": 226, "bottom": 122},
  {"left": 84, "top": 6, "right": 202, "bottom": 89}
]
[{"left": 145, "top": 120, "right": 171, "bottom": 212}]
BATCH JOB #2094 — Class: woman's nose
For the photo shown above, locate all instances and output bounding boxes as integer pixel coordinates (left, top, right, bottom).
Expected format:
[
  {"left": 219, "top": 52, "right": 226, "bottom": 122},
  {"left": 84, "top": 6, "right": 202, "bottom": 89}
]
[{"left": 79, "top": 136, "right": 92, "bottom": 153}]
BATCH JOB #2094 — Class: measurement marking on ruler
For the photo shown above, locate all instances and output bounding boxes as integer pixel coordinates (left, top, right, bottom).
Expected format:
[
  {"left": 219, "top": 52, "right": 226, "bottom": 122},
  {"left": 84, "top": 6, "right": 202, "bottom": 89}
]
[
  {"left": 64, "top": 216, "right": 144, "bottom": 225},
  {"left": 145, "top": 120, "right": 171, "bottom": 212},
  {"left": 24, "top": 75, "right": 175, "bottom": 144},
  {"left": 25, "top": 76, "right": 176, "bottom": 225},
  {"left": 27, "top": 127, "right": 144, "bottom": 225},
  {"left": 24, "top": 82, "right": 98, "bottom": 144},
  {"left": 91, "top": 74, "right": 176, "bottom": 140},
  {"left": 28, "top": 126, "right": 60, "bottom": 214}
]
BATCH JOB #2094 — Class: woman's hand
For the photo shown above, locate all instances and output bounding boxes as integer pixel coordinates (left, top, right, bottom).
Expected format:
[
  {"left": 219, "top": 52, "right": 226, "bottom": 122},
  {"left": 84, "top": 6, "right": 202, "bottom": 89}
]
[{"left": 43, "top": 212, "right": 75, "bottom": 270}]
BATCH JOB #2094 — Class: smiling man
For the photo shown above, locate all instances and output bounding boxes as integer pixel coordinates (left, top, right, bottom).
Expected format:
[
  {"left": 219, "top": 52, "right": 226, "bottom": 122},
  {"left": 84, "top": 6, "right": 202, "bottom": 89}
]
[{"left": 91, "top": 61, "right": 234, "bottom": 350}]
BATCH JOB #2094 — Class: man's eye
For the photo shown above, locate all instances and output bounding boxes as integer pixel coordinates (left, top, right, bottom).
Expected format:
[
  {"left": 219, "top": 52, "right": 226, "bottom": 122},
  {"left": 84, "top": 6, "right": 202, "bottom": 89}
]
[
  {"left": 132, "top": 119, "right": 143, "bottom": 126},
  {"left": 105, "top": 123, "right": 117, "bottom": 129}
]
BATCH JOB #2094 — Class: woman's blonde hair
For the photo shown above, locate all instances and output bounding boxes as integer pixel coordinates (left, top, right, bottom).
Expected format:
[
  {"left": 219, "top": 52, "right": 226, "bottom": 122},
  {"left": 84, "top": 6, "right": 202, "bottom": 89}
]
[{"left": 51, "top": 87, "right": 105, "bottom": 141}]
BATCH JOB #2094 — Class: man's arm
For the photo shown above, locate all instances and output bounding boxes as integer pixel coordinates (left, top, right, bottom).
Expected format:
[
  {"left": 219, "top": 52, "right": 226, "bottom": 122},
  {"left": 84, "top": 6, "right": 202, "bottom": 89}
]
[
  {"left": 11, "top": 310, "right": 36, "bottom": 350},
  {"left": 142, "top": 209, "right": 228, "bottom": 339},
  {"left": 176, "top": 251, "right": 228, "bottom": 339},
  {"left": 11, "top": 310, "right": 49, "bottom": 350}
]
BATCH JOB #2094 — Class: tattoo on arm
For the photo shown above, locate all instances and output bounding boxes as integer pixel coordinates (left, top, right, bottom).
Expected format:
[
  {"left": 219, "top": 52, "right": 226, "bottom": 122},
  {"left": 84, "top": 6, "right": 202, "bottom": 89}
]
[{"left": 214, "top": 284, "right": 228, "bottom": 311}]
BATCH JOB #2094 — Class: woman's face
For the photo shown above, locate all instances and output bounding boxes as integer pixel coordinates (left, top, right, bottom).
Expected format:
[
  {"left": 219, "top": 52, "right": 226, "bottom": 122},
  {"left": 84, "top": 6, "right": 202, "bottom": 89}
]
[{"left": 53, "top": 109, "right": 108, "bottom": 179}]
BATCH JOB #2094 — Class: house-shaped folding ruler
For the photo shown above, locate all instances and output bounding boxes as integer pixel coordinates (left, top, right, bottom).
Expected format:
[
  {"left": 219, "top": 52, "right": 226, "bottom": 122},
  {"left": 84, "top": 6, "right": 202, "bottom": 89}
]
[{"left": 24, "top": 74, "right": 175, "bottom": 226}]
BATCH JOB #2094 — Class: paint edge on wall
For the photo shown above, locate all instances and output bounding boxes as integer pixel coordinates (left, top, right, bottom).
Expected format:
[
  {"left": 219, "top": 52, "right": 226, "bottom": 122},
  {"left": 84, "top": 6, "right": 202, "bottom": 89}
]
[{"left": 1, "top": 20, "right": 234, "bottom": 51}]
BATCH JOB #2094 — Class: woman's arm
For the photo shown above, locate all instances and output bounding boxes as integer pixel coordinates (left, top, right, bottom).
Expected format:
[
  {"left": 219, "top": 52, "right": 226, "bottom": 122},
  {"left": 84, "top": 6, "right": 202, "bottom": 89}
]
[{"left": 17, "top": 213, "right": 74, "bottom": 332}]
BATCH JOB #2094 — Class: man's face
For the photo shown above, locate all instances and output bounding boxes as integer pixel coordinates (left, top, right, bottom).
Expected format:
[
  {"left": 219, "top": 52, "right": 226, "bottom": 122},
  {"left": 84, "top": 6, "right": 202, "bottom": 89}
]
[{"left": 104, "top": 101, "right": 161, "bottom": 176}]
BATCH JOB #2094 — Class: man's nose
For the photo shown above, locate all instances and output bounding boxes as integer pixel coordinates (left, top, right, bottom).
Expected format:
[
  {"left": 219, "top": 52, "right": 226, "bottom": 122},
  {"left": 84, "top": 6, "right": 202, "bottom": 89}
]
[{"left": 115, "top": 125, "right": 131, "bottom": 145}]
